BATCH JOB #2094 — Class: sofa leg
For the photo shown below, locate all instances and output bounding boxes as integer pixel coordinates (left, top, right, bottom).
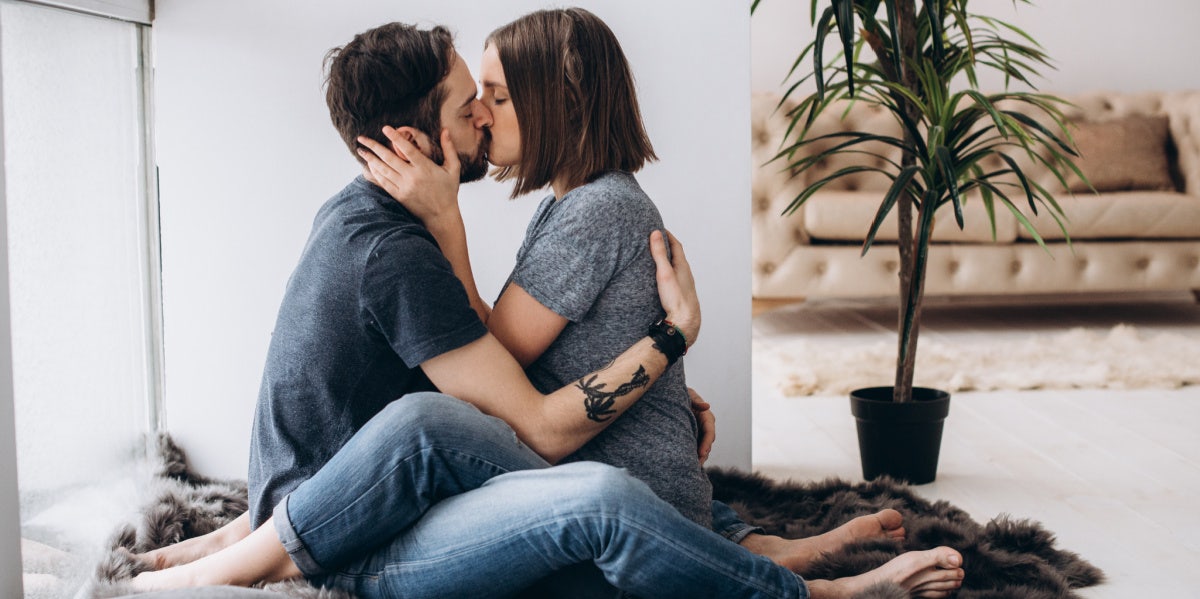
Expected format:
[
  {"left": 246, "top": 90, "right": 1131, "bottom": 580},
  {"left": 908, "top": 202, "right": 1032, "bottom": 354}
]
[{"left": 752, "top": 297, "right": 806, "bottom": 317}]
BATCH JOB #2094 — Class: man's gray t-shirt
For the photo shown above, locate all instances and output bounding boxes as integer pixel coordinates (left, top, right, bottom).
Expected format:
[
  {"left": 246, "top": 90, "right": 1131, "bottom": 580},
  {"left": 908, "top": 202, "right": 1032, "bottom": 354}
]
[
  {"left": 506, "top": 171, "right": 713, "bottom": 527},
  {"left": 247, "top": 176, "right": 488, "bottom": 528}
]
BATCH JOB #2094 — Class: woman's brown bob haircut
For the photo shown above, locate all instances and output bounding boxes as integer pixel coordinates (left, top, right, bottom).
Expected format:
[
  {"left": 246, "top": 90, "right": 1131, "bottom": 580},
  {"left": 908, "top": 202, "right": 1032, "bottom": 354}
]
[
  {"left": 487, "top": 8, "right": 657, "bottom": 198},
  {"left": 324, "top": 23, "right": 455, "bottom": 164}
]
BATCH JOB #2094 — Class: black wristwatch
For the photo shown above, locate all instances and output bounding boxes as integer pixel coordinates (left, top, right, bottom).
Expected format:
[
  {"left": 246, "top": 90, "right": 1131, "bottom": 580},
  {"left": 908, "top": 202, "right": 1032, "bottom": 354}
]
[{"left": 648, "top": 319, "right": 687, "bottom": 365}]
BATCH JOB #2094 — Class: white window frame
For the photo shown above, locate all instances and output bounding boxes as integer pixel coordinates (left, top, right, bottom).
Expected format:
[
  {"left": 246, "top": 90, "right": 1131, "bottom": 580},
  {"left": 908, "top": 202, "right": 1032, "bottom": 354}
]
[
  {"left": 17, "top": 0, "right": 149, "bottom": 24},
  {"left": 0, "top": 39, "right": 23, "bottom": 593}
]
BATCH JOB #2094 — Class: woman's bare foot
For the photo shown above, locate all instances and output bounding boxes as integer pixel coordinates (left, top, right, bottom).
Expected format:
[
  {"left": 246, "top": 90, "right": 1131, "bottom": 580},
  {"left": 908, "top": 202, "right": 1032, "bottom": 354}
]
[
  {"left": 740, "top": 509, "right": 906, "bottom": 572},
  {"left": 807, "top": 547, "right": 964, "bottom": 599}
]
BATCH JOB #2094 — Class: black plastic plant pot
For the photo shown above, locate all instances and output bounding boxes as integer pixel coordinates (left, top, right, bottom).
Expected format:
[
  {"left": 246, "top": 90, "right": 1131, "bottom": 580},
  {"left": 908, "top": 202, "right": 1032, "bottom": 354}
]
[{"left": 849, "top": 386, "right": 951, "bottom": 485}]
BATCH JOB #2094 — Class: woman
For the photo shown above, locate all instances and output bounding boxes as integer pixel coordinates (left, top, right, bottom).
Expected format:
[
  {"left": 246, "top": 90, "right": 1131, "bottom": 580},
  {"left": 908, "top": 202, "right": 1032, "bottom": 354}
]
[
  {"left": 358, "top": 7, "right": 943, "bottom": 598},
  {"left": 130, "top": 9, "right": 963, "bottom": 599},
  {"left": 366, "top": 6, "right": 714, "bottom": 531}
]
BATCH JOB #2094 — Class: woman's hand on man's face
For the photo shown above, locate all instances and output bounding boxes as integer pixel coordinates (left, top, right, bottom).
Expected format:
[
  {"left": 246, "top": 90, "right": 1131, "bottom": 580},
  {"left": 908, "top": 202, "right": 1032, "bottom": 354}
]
[{"left": 356, "top": 127, "right": 463, "bottom": 226}]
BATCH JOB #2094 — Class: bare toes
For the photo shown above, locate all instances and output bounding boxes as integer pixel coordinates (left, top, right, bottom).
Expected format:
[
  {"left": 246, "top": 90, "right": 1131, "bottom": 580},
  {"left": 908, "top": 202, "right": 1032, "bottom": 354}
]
[
  {"left": 913, "top": 577, "right": 964, "bottom": 593},
  {"left": 875, "top": 508, "right": 903, "bottom": 531},
  {"left": 932, "top": 546, "right": 963, "bottom": 569}
]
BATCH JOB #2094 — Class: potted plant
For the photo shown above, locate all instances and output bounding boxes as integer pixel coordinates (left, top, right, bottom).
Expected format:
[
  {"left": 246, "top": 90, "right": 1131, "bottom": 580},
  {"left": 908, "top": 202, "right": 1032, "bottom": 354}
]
[{"left": 756, "top": 0, "right": 1083, "bottom": 483}]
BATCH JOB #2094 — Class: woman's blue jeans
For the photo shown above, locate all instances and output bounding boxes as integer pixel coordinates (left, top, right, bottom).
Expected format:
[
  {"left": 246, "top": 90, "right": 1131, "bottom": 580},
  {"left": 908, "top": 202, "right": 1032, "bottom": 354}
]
[{"left": 271, "top": 392, "right": 807, "bottom": 599}]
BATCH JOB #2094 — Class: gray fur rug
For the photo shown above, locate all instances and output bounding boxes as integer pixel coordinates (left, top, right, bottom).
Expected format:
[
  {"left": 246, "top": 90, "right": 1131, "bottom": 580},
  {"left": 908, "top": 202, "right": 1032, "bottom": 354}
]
[
  {"left": 82, "top": 436, "right": 348, "bottom": 599},
  {"left": 84, "top": 436, "right": 1102, "bottom": 599},
  {"left": 708, "top": 468, "right": 1104, "bottom": 599}
]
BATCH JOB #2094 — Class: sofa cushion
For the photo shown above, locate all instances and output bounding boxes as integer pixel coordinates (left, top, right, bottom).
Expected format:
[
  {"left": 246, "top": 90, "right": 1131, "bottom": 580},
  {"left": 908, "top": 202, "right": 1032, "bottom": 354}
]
[
  {"left": 1019, "top": 191, "right": 1200, "bottom": 240},
  {"left": 753, "top": 240, "right": 1200, "bottom": 299},
  {"left": 800, "top": 103, "right": 903, "bottom": 192},
  {"left": 1063, "top": 115, "right": 1176, "bottom": 192},
  {"left": 803, "top": 191, "right": 1019, "bottom": 243}
]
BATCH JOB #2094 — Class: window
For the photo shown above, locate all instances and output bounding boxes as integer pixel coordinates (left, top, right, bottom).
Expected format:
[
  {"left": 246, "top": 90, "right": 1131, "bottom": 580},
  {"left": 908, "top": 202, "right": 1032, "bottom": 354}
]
[{"left": 0, "top": 0, "right": 158, "bottom": 594}]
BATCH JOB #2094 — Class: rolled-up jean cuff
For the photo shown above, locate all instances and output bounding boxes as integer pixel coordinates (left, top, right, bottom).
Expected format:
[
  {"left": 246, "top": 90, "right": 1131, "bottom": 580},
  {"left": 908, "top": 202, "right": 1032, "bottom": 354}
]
[
  {"left": 796, "top": 574, "right": 811, "bottom": 598},
  {"left": 717, "top": 522, "right": 765, "bottom": 545},
  {"left": 272, "top": 494, "right": 325, "bottom": 578}
]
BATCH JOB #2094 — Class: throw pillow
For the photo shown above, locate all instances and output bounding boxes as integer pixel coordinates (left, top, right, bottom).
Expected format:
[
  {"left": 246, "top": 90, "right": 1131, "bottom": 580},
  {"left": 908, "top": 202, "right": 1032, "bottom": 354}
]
[{"left": 1063, "top": 115, "right": 1175, "bottom": 193}]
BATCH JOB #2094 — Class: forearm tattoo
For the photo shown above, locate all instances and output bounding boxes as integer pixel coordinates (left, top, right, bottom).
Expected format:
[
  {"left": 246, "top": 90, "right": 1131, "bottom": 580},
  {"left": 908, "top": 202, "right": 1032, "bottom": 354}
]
[{"left": 577, "top": 365, "right": 651, "bottom": 423}]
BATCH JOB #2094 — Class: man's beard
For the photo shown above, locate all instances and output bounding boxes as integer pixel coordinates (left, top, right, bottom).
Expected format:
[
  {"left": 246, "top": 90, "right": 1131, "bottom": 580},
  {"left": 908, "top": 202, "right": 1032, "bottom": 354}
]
[{"left": 428, "top": 129, "right": 491, "bottom": 183}]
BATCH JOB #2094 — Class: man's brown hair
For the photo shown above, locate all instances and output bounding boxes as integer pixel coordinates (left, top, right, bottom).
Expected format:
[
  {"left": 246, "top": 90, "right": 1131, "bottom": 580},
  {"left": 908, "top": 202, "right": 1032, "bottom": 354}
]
[
  {"left": 324, "top": 23, "right": 454, "bottom": 164},
  {"left": 487, "top": 8, "right": 656, "bottom": 198}
]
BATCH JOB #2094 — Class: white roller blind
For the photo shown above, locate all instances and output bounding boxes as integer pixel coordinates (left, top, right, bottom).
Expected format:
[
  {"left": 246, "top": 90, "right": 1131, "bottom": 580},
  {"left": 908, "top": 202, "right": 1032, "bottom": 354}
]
[
  {"left": 1, "top": 0, "right": 156, "bottom": 592},
  {"left": 2, "top": 0, "right": 151, "bottom": 496}
]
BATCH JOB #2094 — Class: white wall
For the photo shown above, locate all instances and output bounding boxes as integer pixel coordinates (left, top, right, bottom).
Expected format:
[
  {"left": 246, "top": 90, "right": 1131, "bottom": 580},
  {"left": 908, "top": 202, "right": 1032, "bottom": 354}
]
[
  {"left": 753, "top": 0, "right": 1200, "bottom": 95},
  {"left": 153, "top": 1, "right": 752, "bottom": 478}
]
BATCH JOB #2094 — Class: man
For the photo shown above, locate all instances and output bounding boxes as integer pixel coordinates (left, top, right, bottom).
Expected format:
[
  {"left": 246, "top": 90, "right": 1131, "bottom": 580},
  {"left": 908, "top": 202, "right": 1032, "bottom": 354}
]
[
  {"left": 136, "top": 17, "right": 699, "bottom": 564},
  {"left": 131, "top": 22, "right": 964, "bottom": 599}
]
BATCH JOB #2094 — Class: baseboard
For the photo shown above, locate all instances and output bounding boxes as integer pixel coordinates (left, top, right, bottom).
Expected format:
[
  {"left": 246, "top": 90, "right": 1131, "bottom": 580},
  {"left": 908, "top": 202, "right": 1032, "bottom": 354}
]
[{"left": 752, "top": 297, "right": 805, "bottom": 317}]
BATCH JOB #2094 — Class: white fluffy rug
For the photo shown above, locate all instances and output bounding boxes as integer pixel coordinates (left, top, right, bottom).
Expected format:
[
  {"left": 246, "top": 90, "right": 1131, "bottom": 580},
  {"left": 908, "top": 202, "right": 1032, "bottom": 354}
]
[{"left": 756, "top": 324, "right": 1200, "bottom": 397}]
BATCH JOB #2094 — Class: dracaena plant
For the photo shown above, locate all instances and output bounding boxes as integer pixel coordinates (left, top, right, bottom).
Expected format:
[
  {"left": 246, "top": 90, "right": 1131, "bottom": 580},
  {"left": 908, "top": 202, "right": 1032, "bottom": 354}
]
[{"left": 755, "top": 0, "right": 1084, "bottom": 402}]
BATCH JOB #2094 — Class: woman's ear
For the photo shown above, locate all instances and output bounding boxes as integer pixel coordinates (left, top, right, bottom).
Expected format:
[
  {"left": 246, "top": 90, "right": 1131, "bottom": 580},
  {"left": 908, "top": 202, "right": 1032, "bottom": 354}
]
[{"left": 392, "top": 126, "right": 433, "bottom": 158}]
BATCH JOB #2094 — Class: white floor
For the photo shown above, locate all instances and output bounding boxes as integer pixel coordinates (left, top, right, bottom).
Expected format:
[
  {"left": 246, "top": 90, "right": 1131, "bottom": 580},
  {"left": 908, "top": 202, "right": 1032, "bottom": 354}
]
[{"left": 751, "top": 293, "right": 1200, "bottom": 598}]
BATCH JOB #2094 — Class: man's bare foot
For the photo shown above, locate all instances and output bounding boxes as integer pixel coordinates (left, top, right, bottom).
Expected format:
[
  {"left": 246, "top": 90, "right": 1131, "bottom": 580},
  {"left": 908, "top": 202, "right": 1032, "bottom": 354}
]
[
  {"left": 129, "top": 564, "right": 205, "bottom": 592},
  {"left": 134, "top": 513, "right": 253, "bottom": 571},
  {"left": 128, "top": 515, "right": 300, "bottom": 592},
  {"left": 807, "top": 547, "right": 964, "bottom": 599},
  {"left": 130, "top": 559, "right": 225, "bottom": 592},
  {"left": 741, "top": 509, "right": 906, "bottom": 572},
  {"left": 135, "top": 535, "right": 223, "bottom": 571}
]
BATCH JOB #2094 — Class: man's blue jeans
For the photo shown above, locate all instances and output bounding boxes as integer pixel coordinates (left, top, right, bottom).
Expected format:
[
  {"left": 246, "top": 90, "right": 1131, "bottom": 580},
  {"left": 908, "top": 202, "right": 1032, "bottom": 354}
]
[{"left": 270, "top": 392, "right": 807, "bottom": 599}]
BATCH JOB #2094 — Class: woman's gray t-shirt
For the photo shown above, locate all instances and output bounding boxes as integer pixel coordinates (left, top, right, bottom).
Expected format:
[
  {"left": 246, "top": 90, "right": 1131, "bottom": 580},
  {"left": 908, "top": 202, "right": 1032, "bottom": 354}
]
[{"left": 504, "top": 170, "right": 713, "bottom": 527}]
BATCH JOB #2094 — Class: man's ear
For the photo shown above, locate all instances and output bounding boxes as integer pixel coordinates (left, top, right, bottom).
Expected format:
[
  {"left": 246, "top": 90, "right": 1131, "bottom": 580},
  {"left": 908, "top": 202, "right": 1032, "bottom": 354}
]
[{"left": 392, "top": 126, "right": 434, "bottom": 159}]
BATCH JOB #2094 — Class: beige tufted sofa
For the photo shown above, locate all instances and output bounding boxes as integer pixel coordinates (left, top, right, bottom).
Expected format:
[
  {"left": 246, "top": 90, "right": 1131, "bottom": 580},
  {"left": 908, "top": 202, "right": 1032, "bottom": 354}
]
[{"left": 751, "top": 90, "right": 1200, "bottom": 302}]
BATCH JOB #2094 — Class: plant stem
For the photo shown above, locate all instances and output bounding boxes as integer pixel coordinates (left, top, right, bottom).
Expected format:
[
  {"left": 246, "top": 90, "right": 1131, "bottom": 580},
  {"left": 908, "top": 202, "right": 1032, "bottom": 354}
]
[
  {"left": 893, "top": 0, "right": 920, "bottom": 403},
  {"left": 897, "top": 199, "right": 934, "bottom": 401}
]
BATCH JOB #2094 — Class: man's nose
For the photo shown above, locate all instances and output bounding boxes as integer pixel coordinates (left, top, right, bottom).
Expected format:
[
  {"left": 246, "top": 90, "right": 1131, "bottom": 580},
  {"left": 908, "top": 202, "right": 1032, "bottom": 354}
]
[{"left": 472, "top": 99, "right": 493, "bottom": 129}]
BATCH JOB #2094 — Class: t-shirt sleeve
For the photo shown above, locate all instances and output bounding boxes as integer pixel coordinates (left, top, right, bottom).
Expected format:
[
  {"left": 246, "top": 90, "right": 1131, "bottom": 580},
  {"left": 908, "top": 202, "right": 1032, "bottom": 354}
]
[
  {"left": 361, "top": 229, "right": 487, "bottom": 367},
  {"left": 511, "top": 190, "right": 656, "bottom": 322}
]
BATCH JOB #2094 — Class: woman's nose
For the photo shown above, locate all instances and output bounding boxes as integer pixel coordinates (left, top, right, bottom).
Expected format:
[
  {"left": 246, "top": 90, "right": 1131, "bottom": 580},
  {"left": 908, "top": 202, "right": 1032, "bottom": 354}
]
[{"left": 473, "top": 99, "right": 493, "bottom": 128}]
